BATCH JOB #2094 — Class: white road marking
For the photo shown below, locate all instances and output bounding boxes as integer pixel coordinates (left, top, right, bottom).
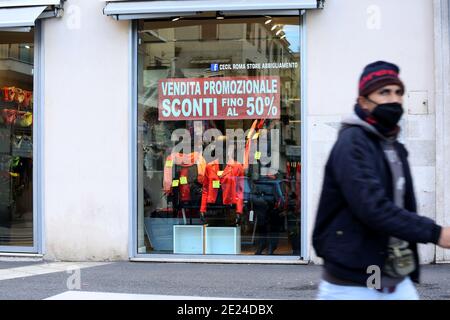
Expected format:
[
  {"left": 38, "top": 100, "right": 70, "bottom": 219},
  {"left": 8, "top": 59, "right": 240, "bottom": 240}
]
[{"left": 0, "top": 262, "right": 108, "bottom": 281}]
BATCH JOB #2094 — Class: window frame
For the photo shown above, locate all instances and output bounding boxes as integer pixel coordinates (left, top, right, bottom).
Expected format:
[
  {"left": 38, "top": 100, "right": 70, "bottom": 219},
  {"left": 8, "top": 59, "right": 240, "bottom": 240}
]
[{"left": 130, "top": 12, "right": 308, "bottom": 263}]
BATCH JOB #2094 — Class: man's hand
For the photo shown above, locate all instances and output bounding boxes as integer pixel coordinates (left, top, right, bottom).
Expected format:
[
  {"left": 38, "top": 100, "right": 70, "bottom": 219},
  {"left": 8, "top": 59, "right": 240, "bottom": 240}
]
[{"left": 438, "top": 227, "right": 450, "bottom": 248}]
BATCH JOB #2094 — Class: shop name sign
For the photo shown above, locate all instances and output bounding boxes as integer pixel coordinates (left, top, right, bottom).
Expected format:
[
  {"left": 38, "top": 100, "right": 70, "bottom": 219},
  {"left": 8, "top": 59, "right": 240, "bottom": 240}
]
[{"left": 158, "top": 76, "right": 280, "bottom": 121}]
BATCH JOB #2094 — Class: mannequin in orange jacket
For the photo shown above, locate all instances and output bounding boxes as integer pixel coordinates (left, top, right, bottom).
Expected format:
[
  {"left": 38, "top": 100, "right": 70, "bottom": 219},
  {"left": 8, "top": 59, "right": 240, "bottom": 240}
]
[{"left": 200, "top": 144, "right": 244, "bottom": 225}]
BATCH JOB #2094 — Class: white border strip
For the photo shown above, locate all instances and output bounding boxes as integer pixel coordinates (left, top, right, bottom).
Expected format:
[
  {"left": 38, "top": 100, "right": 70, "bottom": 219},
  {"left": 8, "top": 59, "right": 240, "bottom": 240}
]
[
  {"left": 131, "top": 257, "right": 309, "bottom": 265},
  {"left": 0, "top": 0, "right": 60, "bottom": 8}
]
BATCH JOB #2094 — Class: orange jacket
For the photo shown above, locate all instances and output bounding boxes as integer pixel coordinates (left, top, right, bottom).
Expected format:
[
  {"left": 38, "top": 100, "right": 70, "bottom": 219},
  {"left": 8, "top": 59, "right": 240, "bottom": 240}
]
[
  {"left": 200, "top": 159, "right": 244, "bottom": 214},
  {"left": 163, "top": 152, "right": 206, "bottom": 194}
]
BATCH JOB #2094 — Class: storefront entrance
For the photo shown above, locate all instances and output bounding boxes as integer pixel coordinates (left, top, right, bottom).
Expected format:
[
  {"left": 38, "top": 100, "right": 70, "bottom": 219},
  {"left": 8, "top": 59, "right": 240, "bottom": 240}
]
[{"left": 0, "top": 29, "right": 35, "bottom": 250}]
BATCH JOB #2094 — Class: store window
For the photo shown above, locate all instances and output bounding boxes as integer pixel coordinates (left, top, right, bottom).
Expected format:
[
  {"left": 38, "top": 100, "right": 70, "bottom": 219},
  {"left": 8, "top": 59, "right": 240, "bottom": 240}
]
[
  {"left": 0, "top": 30, "right": 34, "bottom": 247},
  {"left": 137, "top": 15, "right": 301, "bottom": 256}
]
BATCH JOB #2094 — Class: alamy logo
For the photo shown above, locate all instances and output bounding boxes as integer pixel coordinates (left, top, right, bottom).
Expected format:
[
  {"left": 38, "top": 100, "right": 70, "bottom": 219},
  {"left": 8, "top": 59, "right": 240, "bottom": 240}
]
[
  {"left": 66, "top": 265, "right": 81, "bottom": 290},
  {"left": 66, "top": 5, "right": 82, "bottom": 30},
  {"left": 366, "top": 5, "right": 382, "bottom": 30},
  {"left": 367, "top": 265, "right": 381, "bottom": 289}
]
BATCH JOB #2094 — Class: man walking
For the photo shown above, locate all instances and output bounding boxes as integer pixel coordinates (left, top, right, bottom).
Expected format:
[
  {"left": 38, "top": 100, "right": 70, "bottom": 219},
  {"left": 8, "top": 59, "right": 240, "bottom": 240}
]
[{"left": 312, "top": 61, "right": 450, "bottom": 300}]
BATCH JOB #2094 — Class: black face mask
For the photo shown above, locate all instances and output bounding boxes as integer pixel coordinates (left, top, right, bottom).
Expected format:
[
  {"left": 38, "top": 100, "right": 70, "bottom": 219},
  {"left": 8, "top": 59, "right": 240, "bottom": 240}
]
[{"left": 370, "top": 102, "right": 404, "bottom": 129}]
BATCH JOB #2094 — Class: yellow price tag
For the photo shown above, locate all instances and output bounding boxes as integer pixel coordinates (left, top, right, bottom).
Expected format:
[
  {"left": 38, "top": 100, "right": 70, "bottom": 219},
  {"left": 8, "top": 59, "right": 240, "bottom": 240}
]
[
  {"left": 217, "top": 171, "right": 224, "bottom": 177},
  {"left": 172, "top": 179, "right": 179, "bottom": 187},
  {"left": 180, "top": 176, "right": 188, "bottom": 185},
  {"left": 213, "top": 180, "right": 221, "bottom": 189},
  {"left": 255, "top": 151, "right": 261, "bottom": 160},
  {"left": 165, "top": 160, "right": 173, "bottom": 168}
]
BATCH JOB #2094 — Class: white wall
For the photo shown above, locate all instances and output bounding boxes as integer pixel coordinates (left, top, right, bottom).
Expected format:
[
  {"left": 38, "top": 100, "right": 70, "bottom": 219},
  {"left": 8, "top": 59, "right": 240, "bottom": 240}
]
[
  {"left": 306, "top": 0, "right": 437, "bottom": 264},
  {"left": 42, "top": 0, "right": 130, "bottom": 260}
]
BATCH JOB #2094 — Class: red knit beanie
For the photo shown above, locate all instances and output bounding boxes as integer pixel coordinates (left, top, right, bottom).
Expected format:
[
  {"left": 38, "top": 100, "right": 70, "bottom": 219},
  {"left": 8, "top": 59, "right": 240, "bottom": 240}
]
[{"left": 359, "top": 61, "right": 405, "bottom": 97}]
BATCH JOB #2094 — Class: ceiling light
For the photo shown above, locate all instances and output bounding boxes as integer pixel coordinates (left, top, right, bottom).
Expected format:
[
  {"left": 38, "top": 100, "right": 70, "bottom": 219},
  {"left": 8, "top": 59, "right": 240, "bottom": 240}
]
[
  {"left": 271, "top": 25, "right": 277, "bottom": 31},
  {"left": 171, "top": 16, "right": 181, "bottom": 21},
  {"left": 276, "top": 29, "right": 283, "bottom": 36},
  {"left": 216, "top": 12, "right": 224, "bottom": 20},
  {"left": 280, "top": 35, "right": 286, "bottom": 39},
  {"left": 265, "top": 18, "right": 272, "bottom": 25}
]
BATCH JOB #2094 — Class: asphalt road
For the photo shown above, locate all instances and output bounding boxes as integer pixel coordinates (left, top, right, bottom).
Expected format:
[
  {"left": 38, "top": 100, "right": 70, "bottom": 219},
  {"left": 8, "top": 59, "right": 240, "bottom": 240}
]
[{"left": 0, "top": 261, "right": 449, "bottom": 300}]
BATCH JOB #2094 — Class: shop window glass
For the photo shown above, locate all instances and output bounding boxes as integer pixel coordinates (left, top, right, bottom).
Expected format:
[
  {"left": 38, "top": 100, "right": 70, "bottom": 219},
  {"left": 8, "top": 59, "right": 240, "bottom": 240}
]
[
  {"left": 0, "top": 30, "right": 34, "bottom": 247},
  {"left": 137, "top": 16, "right": 301, "bottom": 256}
]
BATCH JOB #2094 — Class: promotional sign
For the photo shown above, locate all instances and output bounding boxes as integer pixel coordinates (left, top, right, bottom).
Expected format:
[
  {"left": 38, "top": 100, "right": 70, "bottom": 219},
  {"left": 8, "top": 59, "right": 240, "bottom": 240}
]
[{"left": 158, "top": 76, "right": 280, "bottom": 121}]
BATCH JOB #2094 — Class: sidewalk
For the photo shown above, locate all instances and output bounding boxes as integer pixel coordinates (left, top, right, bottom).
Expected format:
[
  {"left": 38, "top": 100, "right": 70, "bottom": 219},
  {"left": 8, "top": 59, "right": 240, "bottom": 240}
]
[{"left": 0, "top": 260, "right": 449, "bottom": 300}]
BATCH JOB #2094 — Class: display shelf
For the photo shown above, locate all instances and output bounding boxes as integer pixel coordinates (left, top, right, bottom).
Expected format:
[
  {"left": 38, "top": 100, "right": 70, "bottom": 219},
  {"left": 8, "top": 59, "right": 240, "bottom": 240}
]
[
  {"left": 12, "top": 126, "right": 32, "bottom": 134},
  {"left": 0, "top": 100, "right": 33, "bottom": 112},
  {"left": 172, "top": 225, "right": 242, "bottom": 255},
  {"left": 0, "top": 100, "right": 17, "bottom": 109},
  {"left": 0, "top": 123, "right": 33, "bottom": 132},
  {"left": 205, "top": 226, "right": 241, "bottom": 254},
  {"left": 173, "top": 225, "right": 204, "bottom": 254}
]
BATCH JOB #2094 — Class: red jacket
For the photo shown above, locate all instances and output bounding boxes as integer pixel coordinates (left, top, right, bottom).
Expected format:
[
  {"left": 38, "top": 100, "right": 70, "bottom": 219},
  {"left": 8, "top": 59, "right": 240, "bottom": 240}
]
[{"left": 200, "top": 159, "right": 244, "bottom": 214}]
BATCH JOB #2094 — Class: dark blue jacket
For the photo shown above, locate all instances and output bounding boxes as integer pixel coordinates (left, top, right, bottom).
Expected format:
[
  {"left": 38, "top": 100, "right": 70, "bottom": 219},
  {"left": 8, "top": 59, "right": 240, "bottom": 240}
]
[{"left": 312, "top": 123, "right": 442, "bottom": 285}]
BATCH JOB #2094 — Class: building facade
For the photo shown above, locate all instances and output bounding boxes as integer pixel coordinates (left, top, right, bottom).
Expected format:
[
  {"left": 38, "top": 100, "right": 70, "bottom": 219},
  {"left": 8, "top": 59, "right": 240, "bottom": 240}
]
[{"left": 0, "top": 0, "right": 449, "bottom": 264}]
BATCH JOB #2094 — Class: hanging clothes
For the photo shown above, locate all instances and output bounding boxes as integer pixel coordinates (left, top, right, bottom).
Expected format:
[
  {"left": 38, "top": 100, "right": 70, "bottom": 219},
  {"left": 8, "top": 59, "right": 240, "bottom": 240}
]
[
  {"left": 200, "top": 159, "right": 244, "bottom": 214},
  {"left": 163, "top": 152, "right": 206, "bottom": 214},
  {"left": 163, "top": 151, "right": 206, "bottom": 194},
  {"left": 171, "top": 162, "right": 203, "bottom": 207}
]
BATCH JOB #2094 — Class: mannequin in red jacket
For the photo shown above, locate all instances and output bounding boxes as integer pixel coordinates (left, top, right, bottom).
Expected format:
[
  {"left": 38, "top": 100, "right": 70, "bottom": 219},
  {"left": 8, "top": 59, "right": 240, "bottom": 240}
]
[{"left": 200, "top": 144, "right": 244, "bottom": 225}]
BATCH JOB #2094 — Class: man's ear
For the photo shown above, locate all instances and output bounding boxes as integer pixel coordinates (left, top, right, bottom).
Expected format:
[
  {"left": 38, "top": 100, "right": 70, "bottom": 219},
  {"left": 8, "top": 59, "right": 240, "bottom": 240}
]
[
  {"left": 358, "top": 96, "right": 370, "bottom": 111},
  {"left": 357, "top": 96, "right": 365, "bottom": 106}
]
